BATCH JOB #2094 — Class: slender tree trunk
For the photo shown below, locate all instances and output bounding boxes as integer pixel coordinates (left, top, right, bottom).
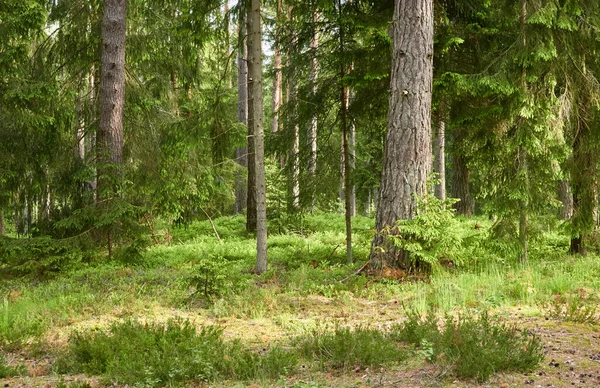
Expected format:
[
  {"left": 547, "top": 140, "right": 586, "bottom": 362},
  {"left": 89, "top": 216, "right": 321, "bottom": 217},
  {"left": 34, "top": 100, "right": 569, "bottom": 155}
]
[
  {"left": 271, "top": 0, "right": 283, "bottom": 135},
  {"left": 224, "top": 1, "right": 232, "bottom": 89},
  {"left": 246, "top": 8, "right": 257, "bottom": 232},
  {"left": 249, "top": 0, "right": 268, "bottom": 273},
  {"left": 87, "top": 66, "right": 97, "bottom": 196},
  {"left": 518, "top": 0, "right": 528, "bottom": 264},
  {"left": 433, "top": 102, "right": 446, "bottom": 201},
  {"left": 287, "top": 5, "right": 300, "bottom": 210},
  {"left": 235, "top": 13, "right": 248, "bottom": 215},
  {"left": 0, "top": 210, "right": 4, "bottom": 236},
  {"left": 370, "top": 0, "right": 433, "bottom": 271},
  {"left": 338, "top": 0, "right": 352, "bottom": 264},
  {"left": 97, "top": 0, "right": 126, "bottom": 197},
  {"left": 308, "top": 10, "right": 319, "bottom": 209},
  {"left": 349, "top": 90, "right": 356, "bottom": 217}
]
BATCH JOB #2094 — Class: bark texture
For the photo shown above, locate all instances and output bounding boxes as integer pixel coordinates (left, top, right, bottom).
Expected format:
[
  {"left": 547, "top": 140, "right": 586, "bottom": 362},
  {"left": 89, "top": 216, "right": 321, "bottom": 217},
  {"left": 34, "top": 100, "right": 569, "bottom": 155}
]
[
  {"left": 246, "top": 9, "right": 257, "bottom": 232},
  {"left": 249, "top": 0, "right": 268, "bottom": 273},
  {"left": 370, "top": 0, "right": 433, "bottom": 270},
  {"left": 308, "top": 10, "right": 319, "bottom": 206},
  {"left": 433, "top": 108, "right": 446, "bottom": 201},
  {"left": 97, "top": 0, "right": 126, "bottom": 196},
  {"left": 234, "top": 14, "right": 248, "bottom": 215}
]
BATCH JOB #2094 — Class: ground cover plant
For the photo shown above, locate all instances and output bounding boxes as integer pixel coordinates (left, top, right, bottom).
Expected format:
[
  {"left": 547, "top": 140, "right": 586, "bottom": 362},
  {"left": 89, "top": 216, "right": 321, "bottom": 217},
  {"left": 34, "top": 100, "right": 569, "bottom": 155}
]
[{"left": 1, "top": 214, "right": 600, "bottom": 387}]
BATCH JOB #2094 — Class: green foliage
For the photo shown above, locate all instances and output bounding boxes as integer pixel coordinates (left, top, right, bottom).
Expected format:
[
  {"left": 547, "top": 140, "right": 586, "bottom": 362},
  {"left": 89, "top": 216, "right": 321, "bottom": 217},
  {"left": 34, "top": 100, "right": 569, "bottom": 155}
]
[
  {"left": 296, "top": 324, "right": 407, "bottom": 371},
  {"left": 59, "top": 319, "right": 296, "bottom": 386},
  {"left": 545, "top": 294, "right": 598, "bottom": 324},
  {"left": 392, "top": 310, "right": 544, "bottom": 382},
  {"left": 386, "top": 190, "right": 475, "bottom": 270},
  {"left": 0, "top": 354, "right": 26, "bottom": 378},
  {"left": 189, "top": 254, "right": 251, "bottom": 300},
  {"left": 0, "top": 235, "right": 94, "bottom": 277},
  {"left": 0, "top": 297, "right": 46, "bottom": 351}
]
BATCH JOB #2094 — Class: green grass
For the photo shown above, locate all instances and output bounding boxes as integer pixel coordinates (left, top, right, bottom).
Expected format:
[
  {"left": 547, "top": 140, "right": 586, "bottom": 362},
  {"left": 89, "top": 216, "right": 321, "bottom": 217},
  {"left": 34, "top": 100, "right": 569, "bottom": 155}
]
[{"left": 1, "top": 213, "right": 599, "bottom": 385}]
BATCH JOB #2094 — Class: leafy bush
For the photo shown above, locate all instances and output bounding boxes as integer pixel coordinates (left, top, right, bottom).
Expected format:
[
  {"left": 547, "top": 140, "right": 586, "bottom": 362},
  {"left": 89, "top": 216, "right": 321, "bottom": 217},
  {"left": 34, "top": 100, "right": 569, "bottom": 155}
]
[
  {"left": 58, "top": 319, "right": 296, "bottom": 386},
  {"left": 296, "top": 324, "right": 407, "bottom": 370},
  {"left": 392, "top": 310, "right": 544, "bottom": 381}
]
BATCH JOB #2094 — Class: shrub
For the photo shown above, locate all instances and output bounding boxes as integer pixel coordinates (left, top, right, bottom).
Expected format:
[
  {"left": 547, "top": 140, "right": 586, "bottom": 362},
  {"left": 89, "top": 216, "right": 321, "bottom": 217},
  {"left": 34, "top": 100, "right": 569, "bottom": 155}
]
[
  {"left": 296, "top": 324, "right": 407, "bottom": 371},
  {"left": 59, "top": 319, "right": 296, "bottom": 386},
  {"left": 392, "top": 310, "right": 544, "bottom": 382},
  {"left": 0, "top": 235, "right": 93, "bottom": 277},
  {"left": 0, "top": 354, "right": 26, "bottom": 378},
  {"left": 189, "top": 254, "right": 251, "bottom": 300}
]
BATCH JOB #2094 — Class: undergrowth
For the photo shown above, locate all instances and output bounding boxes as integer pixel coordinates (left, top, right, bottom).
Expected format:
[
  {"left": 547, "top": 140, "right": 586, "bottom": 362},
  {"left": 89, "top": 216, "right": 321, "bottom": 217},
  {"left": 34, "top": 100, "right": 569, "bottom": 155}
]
[{"left": 393, "top": 310, "right": 544, "bottom": 381}]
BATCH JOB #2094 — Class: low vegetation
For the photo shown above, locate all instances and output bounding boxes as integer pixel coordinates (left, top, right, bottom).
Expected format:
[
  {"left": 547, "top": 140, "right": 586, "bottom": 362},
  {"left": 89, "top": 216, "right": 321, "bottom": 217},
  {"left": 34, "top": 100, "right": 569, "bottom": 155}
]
[{"left": 1, "top": 213, "right": 599, "bottom": 386}]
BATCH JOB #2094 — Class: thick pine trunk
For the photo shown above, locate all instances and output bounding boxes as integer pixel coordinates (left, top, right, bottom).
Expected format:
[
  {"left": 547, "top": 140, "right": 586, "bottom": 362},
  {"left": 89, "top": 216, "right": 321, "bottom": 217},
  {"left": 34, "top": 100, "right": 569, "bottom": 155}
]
[
  {"left": 249, "top": 0, "right": 268, "bottom": 273},
  {"left": 370, "top": 0, "right": 433, "bottom": 270},
  {"left": 97, "top": 0, "right": 126, "bottom": 197},
  {"left": 234, "top": 14, "right": 248, "bottom": 215}
]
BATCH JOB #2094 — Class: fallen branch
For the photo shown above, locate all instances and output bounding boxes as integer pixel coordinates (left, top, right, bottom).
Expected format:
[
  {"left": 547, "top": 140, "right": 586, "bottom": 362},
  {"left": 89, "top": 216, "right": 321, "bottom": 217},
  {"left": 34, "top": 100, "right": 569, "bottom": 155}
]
[
  {"left": 339, "top": 260, "right": 370, "bottom": 283},
  {"left": 200, "top": 207, "right": 222, "bottom": 244}
]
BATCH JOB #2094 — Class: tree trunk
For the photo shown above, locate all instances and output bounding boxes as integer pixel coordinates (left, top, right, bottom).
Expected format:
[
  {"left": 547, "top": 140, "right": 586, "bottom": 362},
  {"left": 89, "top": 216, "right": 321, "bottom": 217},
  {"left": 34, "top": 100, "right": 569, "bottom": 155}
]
[
  {"left": 370, "top": 0, "right": 433, "bottom": 271},
  {"left": 338, "top": 0, "right": 352, "bottom": 264},
  {"left": 349, "top": 92, "right": 356, "bottom": 217},
  {"left": 246, "top": 9, "right": 257, "bottom": 232},
  {"left": 234, "top": 12, "right": 248, "bottom": 215},
  {"left": 249, "top": 0, "right": 268, "bottom": 273},
  {"left": 433, "top": 104, "right": 446, "bottom": 201},
  {"left": 452, "top": 147, "right": 472, "bottom": 216},
  {"left": 287, "top": 5, "right": 300, "bottom": 210},
  {"left": 97, "top": 0, "right": 126, "bottom": 197},
  {"left": 558, "top": 179, "right": 573, "bottom": 220},
  {"left": 0, "top": 210, "right": 4, "bottom": 236},
  {"left": 271, "top": 0, "right": 283, "bottom": 135},
  {"left": 308, "top": 10, "right": 319, "bottom": 209}
]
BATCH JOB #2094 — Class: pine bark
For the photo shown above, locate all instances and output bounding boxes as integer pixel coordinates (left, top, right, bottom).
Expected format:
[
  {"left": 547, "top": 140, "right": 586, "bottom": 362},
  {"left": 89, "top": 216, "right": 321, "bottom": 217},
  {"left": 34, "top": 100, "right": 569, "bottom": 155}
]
[
  {"left": 308, "top": 10, "right": 319, "bottom": 208},
  {"left": 370, "top": 0, "right": 433, "bottom": 270},
  {"left": 433, "top": 105, "right": 446, "bottom": 201},
  {"left": 97, "top": 0, "right": 126, "bottom": 197},
  {"left": 246, "top": 8, "right": 257, "bottom": 232},
  {"left": 234, "top": 13, "right": 248, "bottom": 215},
  {"left": 271, "top": 0, "right": 283, "bottom": 135},
  {"left": 249, "top": 0, "right": 268, "bottom": 273}
]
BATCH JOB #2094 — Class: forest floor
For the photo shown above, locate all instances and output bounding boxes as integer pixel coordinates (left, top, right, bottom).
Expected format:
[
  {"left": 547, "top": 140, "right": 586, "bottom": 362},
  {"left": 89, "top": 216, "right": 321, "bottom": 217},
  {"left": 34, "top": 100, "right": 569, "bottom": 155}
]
[{"left": 1, "top": 215, "right": 600, "bottom": 387}]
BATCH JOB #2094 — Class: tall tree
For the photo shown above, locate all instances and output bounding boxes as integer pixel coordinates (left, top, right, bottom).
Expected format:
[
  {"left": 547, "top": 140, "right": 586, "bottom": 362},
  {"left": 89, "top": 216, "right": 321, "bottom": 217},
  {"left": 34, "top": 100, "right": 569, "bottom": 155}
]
[
  {"left": 370, "top": 0, "right": 433, "bottom": 270},
  {"left": 235, "top": 9, "right": 249, "bottom": 215},
  {"left": 249, "top": 0, "right": 268, "bottom": 273},
  {"left": 97, "top": 0, "right": 127, "bottom": 196}
]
